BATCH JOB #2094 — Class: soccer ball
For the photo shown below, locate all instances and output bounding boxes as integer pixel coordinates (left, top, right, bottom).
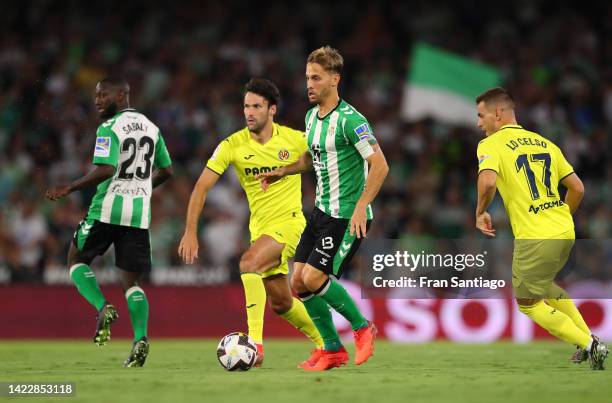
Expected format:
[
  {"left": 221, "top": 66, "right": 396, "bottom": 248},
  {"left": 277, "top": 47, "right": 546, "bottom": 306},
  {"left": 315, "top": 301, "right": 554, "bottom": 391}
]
[{"left": 216, "top": 332, "right": 258, "bottom": 371}]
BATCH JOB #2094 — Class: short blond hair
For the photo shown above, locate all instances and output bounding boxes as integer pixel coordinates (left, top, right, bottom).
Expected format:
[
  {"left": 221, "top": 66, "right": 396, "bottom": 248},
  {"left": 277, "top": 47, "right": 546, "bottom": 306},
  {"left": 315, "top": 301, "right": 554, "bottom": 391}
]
[{"left": 307, "top": 46, "right": 343, "bottom": 74}]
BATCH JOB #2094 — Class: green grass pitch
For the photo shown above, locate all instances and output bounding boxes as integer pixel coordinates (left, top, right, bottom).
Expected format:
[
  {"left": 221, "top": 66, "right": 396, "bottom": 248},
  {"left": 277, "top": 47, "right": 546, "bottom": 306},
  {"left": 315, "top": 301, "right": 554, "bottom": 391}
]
[{"left": 1, "top": 340, "right": 609, "bottom": 403}]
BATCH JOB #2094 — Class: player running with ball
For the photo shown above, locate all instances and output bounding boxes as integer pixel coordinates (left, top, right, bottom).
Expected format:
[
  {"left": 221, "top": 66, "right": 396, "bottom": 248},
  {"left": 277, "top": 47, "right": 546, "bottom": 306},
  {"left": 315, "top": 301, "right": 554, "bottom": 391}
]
[
  {"left": 260, "top": 46, "right": 389, "bottom": 371},
  {"left": 178, "top": 79, "right": 323, "bottom": 367}
]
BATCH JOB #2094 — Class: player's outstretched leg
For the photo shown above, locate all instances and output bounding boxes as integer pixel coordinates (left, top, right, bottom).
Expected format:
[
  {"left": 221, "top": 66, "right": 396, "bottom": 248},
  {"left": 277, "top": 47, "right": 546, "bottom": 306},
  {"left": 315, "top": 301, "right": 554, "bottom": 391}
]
[
  {"left": 69, "top": 262, "right": 117, "bottom": 345},
  {"left": 297, "top": 291, "right": 348, "bottom": 370},
  {"left": 264, "top": 274, "right": 324, "bottom": 357},
  {"left": 545, "top": 283, "right": 594, "bottom": 363},
  {"left": 518, "top": 300, "right": 590, "bottom": 347},
  {"left": 290, "top": 264, "right": 345, "bottom": 370},
  {"left": 70, "top": 263, "right": 107, "bottom": 311},
  {"left": 304, "top": 268, "right": 376, "bottom": 366}
]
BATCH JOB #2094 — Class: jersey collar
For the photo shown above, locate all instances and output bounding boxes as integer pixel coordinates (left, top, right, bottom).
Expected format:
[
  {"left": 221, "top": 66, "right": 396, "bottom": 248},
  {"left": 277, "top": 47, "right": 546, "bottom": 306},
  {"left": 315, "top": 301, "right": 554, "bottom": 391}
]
[
  {"left": 317, "top": 98, "right": 342, "bottom": 120},
  {"left": 499, "top": 124, "right": 523, "bottom": 130},
  {"left": 248, "top": 123, "right": 278, "bottom": 146},
  {"left": 112, "top": 108, "right": 137, "bottom": 118}
]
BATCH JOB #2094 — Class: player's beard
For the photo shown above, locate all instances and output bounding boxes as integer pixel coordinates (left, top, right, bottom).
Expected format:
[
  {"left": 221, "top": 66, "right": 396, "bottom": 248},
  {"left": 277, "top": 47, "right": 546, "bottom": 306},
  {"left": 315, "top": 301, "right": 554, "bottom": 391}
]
[
  {"left": 248, "top": 117, "right": 267, "bottom": 134},
  {"left": 99, "top": 102, "right": 118, "bottom": 120}
]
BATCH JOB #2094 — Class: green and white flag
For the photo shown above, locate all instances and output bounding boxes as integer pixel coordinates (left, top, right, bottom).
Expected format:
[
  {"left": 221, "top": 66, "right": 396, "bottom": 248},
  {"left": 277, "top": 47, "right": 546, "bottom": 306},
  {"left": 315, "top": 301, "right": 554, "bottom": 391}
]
[{"left": 401, "top": 42, "right": 501, "bottom": 125}]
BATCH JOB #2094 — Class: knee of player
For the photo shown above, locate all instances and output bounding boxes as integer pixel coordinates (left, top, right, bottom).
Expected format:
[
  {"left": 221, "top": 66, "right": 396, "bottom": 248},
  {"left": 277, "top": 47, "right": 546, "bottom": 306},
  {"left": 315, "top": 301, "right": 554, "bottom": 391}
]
[
  {"left": 303, "top": 268, "right": 327, "bottom": 292},
  {"left": 290, "top": 274, "right": 307, "bottom": 294},
  {"left": 516, "top": 298, "right": 541, "bottom": 314},
  {"left": 239, "top": 254, "right": 260, "bottom": 273}
]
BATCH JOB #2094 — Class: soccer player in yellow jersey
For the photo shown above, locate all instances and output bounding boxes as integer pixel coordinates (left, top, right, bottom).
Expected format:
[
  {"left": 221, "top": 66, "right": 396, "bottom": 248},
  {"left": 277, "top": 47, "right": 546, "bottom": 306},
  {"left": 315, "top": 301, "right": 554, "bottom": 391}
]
[
  {"left": 474, "top": 87, "right": 608, "bottom": 370},
  {"left": 178, "top": 79, "right": 323, "bottom": 367}
]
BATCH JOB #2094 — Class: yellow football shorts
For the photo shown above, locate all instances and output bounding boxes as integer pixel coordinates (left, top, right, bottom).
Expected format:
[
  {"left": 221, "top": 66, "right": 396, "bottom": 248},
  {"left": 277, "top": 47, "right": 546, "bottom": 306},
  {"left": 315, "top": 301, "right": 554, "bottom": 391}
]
[
  {"left": 512, "top": 232, "right": 575, "bottom": 299},
  {"left": 251, "top": 217, "right": 306, "bottom": 279}
]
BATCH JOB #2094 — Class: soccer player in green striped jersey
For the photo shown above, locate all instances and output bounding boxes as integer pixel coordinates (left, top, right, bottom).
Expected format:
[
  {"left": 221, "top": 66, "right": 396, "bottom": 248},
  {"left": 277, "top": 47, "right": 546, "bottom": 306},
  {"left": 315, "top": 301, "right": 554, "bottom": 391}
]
[
  {"left": 45, "top": 77, "right": 173, "bottom": 367},
  {"left": 259, "top": 46, "right": 389, "bottom": 370}
]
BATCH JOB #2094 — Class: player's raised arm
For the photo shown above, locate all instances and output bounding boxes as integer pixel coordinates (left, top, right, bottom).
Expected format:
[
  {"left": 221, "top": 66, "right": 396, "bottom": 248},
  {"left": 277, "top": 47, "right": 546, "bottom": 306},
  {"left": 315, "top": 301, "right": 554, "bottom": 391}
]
[
  {"left": 351, "top": 143, "right": 389, "bottom": 238},
  {"left": 256, "top": 151, "right": 313, "bottom": 191},
  {"left": 45, "top": 164, "right": 116, "bottom": 201},
  {"left": 560, "top": 173, "right": 585, "bottom": 214},
  {"left": 178, "top": 167, "right": 221, "bottom": 264}
]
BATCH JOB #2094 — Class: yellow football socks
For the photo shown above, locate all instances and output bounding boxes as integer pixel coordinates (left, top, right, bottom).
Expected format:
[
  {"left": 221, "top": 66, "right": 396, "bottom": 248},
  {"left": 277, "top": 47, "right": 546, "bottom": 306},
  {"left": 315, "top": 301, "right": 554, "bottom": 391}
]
[
  {"left": 240, "top": 273, "right": 266, "bottom": 344},
  {"left": 280, "top": 297, "right": 324, "bottom": 348},
  {"left": 519, "top": 301, "right": 591, "bottom": 348},
  {"left": 545, "top": 284, "right": 591, "bottom": 335}
]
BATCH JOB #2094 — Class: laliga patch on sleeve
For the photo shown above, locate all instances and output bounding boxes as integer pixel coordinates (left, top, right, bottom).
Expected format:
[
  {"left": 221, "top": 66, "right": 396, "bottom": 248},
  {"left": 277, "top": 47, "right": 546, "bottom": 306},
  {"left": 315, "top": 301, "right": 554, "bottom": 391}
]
[
  {"left": 94, "top": 137, "right": 111, "bottom": 157},
  {"left": 478, "top": 155, "right": 490, "bottom": 164},
  {"left": 354, "top": 122, "right": 371, "bottom": 137},
  {"left": 354, "top": 122, "right": 377, "bottom": 145}
]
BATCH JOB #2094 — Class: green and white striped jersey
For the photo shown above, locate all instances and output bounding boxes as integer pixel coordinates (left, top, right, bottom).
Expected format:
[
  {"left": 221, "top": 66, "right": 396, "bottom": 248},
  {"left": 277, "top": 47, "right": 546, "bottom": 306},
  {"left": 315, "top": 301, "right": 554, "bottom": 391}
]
[
  {"left": 87, "top": 109, "right": 172, "bottom": 229},
  {"left": 305, "top": 99, "right": 376, "bottom": 220}
]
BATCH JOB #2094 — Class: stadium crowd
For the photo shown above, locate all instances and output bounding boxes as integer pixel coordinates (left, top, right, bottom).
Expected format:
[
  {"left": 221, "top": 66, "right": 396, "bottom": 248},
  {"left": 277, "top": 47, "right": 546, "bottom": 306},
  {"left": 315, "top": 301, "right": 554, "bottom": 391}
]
[{"left": 0, "top": 1, "right": 610, "bottom": 282}]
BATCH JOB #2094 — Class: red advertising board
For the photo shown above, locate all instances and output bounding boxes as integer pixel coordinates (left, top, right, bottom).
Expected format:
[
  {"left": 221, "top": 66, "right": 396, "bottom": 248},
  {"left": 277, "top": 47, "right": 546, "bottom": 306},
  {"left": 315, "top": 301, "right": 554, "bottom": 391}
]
[{"left": 1, "top": 282, "right": 610, "bottom": 342}]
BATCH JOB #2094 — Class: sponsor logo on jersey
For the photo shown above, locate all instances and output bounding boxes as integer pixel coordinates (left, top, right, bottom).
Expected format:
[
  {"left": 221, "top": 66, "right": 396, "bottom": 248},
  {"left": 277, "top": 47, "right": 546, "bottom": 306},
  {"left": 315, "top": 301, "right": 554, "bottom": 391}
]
[
  {"left": 94, "top": 137, "right": 111, "bottom": 157},
  {"left": 244, "top": 166, "right": 279, "bottom": 176},
  {"left": 110, "top": 183, "right": 149, "bottom": 196},
  {"left": 528, "top": 199, "right": 565, "bottom": 214},
  {"left": 278, "top": 149, "right": 290, "bottom": 161},
  {"left": 244, "top": 154, "right": 255, "bottom": 160},
  {"left": 478, "top": 155, "right": 490, "bottom": 164}
]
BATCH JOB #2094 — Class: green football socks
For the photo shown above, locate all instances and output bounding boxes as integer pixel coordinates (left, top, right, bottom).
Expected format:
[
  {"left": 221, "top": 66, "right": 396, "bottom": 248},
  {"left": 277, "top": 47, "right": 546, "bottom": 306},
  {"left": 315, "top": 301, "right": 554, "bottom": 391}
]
[
  {"left": 318, "top": 279, "right": 368, "bottom": 331},
  {"left": 126, "top": 286, "right": 149, "bottom": 342},
  {"left": 299, "top": 293, "right": 343, "bottom": 351},
  {"left": 69, "top": 263, "right": 106, "bottom": 311}
]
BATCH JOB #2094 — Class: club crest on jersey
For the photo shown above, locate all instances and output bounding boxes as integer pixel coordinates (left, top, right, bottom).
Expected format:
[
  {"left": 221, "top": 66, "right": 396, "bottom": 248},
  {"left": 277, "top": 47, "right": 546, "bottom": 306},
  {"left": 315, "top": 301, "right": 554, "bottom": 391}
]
[
  {"left": 278, "top": 149, "right": 290, "bottom": 161},
  {"left": 94, "top": 137, "right": 111, "bottom": 157}
]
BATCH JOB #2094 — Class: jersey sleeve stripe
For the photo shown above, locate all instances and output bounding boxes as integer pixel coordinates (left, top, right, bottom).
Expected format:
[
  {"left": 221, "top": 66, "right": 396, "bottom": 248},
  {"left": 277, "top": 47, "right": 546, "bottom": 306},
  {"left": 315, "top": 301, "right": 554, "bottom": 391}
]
[
  {"left": 206, "top": 166, "right": 223, "bottom": 176},
  {"left": 559, "top": 171, "right": 575, "bottom": 181},
  {"left": 478, "top": 168, "right": 499, "bottom": 174}
]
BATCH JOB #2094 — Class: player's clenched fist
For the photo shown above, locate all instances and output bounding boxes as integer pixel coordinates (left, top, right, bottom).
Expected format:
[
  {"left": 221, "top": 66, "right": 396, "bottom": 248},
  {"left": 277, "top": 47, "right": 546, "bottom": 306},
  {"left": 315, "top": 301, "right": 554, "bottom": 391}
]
[{"left": 178, "top": 232, "right": 199, "bottom": 264}]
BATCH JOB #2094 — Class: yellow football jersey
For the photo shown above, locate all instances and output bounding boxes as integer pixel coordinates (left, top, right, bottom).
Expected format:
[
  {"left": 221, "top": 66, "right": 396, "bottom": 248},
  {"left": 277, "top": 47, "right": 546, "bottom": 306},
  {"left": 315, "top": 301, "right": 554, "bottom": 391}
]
[
  {"left": 206, "top": 123, "right": 308, "bottom": 236},
  {"left": 477, "top": 124, "right": 575, "bottom": 239}
]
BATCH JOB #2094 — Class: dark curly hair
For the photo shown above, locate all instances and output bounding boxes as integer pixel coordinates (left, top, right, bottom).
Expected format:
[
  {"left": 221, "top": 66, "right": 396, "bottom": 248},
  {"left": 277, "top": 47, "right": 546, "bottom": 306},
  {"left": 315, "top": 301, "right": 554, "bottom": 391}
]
[{"left": 244, "top": 78, "right": 281, "bottom": 107}]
